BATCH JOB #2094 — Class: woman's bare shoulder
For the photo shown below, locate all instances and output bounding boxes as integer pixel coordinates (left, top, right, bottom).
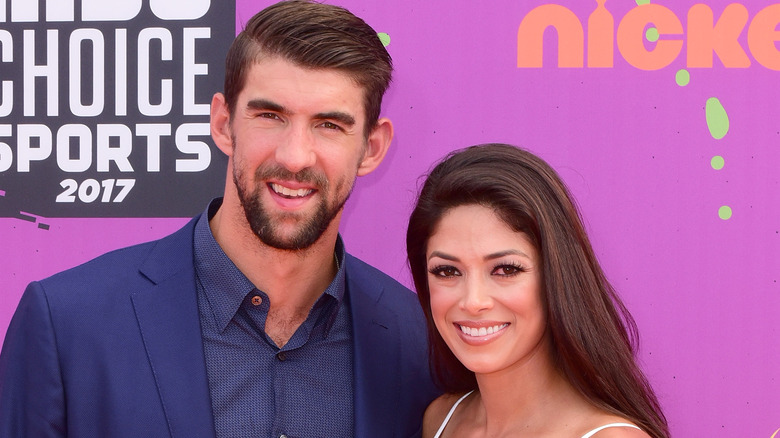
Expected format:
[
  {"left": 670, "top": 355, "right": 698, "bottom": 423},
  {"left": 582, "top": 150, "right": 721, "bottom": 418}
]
[
  {"left": 581, "top": 414, "right": 652, "bottom": 438},
  {"left": 575, "top": 408, "right": 653, "bottom": 438},
  {"left": 422, "top": 392, "right": 472, "bottom": 438},
  {"left": 586, "top": 425, "right": 651, "bottom": 438}
]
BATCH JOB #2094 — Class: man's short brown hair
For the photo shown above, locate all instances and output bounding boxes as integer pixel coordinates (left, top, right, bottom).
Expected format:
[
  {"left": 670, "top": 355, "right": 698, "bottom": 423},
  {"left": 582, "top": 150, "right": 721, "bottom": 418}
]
[{"left": 224, "top": 0, "right": 393, "bottom": 137}]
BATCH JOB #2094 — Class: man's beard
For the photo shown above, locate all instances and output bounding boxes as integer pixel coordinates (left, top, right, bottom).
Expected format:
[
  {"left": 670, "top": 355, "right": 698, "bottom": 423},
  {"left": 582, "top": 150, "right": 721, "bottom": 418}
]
[{"left": 233, "top": 162, "right": 353, "bottom": 251}]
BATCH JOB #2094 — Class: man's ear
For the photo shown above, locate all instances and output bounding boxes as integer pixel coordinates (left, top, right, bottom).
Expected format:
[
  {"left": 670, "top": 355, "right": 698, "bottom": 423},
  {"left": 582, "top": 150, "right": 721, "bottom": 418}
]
[
  {"left": 210, "top": 93, "right": 233, "bottom": 156},
  {"left": 357, "top": 117, "right": 393, "bottom": 176}
]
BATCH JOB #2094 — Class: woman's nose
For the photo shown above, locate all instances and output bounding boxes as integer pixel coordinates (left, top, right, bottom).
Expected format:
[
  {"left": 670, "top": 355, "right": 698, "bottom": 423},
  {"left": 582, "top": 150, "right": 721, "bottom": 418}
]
[{"left": 460, "top": 278, "right": 493, "bottom": 314}]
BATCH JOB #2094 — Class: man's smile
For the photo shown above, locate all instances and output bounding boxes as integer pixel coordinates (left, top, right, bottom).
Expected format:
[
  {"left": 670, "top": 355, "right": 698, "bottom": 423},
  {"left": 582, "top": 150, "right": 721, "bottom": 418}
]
[{"left": 269, "top": 183, "right": 314, "bottom": 198}]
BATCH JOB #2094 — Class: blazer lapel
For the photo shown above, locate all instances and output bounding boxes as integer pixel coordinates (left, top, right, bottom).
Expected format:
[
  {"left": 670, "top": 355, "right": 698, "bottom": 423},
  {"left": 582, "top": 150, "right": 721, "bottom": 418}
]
[
  {"left": 131, "top": 220, "right": 216, "bottom": 438},
  {"left": 348, "top": 257, "right": 402, "bottom": 438}
]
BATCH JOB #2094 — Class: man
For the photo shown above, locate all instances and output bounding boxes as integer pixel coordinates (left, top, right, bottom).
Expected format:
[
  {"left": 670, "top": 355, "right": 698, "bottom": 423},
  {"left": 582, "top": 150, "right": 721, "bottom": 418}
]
[{"left": 0, "top": 1, "right": 440, "bottom": 436}]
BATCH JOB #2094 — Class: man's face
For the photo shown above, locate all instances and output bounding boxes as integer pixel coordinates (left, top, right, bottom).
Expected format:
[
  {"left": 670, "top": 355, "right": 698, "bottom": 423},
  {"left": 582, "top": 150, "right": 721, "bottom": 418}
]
[{"left": 225, "top": 57, "right": 371, "bottom": 250}]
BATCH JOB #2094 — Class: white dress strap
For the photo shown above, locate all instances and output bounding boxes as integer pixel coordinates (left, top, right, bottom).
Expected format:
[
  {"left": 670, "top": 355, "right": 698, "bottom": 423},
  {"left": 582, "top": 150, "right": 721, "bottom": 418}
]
[
  {"left": 580, "top": 422, "right": 641, "bottom": 438},
  {"left": 432, "top": 390, "right": 475, "bottom": 438}
]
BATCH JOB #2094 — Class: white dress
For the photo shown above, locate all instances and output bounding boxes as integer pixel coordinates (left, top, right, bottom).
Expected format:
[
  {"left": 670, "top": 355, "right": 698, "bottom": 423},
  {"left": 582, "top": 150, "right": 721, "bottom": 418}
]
[{"left": 432, "top": 391, "right": 642, "bottom": 438}]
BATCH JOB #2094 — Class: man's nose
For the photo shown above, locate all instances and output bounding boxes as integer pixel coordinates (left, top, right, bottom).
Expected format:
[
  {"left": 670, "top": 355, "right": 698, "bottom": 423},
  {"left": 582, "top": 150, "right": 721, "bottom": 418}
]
[{"left": 275, "top": 126, "right": 316, "bottom": 173}]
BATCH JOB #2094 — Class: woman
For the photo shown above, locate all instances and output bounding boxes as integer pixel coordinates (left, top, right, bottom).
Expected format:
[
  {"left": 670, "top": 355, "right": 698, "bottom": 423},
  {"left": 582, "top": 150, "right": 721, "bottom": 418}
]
[{"left": 407, "top": 144, "right": 668, "bottom": 437}]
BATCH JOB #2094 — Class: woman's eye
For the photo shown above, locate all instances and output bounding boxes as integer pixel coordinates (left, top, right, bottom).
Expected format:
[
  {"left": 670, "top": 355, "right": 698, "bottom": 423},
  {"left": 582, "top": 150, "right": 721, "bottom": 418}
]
[
  {"left": 429, "top": 266, "right": 460, "bottom": 278},
  {"left": 493, "top": 264, "right": 522, "bottom": 276}
]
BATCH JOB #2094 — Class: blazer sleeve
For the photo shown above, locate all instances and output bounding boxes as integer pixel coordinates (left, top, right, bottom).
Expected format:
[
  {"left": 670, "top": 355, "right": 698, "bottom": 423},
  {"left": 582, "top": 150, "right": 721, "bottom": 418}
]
[{"left": 0, "top": 282, "right": 67, "bottom": 437}]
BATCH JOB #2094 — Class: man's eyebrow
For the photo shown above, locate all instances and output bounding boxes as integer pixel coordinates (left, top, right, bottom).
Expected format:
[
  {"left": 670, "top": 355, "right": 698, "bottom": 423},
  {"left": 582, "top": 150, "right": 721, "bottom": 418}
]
[
  {"left": 315, "top": 111, "right": 356, "bottom": 127},
  {"left": 246, "top": 98, "right": 285, "bottom": 113},
  {"left": 244, "top": 99, "right": 356, "bottom": 127}
]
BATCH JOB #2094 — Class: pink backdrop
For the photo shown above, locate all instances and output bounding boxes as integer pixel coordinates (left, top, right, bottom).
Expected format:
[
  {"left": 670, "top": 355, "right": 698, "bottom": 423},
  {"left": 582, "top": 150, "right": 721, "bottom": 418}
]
[{"left": 2, "top": 1, "right": 779, "bottom": 436}]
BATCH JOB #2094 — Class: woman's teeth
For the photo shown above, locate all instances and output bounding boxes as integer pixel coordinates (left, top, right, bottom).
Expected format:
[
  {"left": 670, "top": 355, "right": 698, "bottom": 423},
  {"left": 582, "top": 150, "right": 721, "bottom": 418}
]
[{"left": 458, "top": 323, "right": 508, "bottom": 337}]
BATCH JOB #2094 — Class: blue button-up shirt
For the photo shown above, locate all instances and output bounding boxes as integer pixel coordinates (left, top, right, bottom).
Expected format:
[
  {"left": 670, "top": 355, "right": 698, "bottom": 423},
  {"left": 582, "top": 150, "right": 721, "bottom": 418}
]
[{"left": 193, "top": 200, "right": 353, "bottom": 438}]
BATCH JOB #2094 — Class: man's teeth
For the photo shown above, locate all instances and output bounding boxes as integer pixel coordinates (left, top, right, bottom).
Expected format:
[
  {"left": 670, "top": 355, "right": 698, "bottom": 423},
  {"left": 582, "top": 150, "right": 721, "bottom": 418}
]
[
  {"left": 271, "top": 183, "right": 312, "bottom": 198},
  {"left": 458, "top": 323, "right": 508, "bottom": 337}
]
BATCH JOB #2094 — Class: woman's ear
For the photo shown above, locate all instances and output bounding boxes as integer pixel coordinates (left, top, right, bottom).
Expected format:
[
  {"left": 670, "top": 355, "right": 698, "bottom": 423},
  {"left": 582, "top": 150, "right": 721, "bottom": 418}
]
[
  {"left": 357, "top": 117, "right": 393, "bottom": 176},
  {"left": 210, "top": 93, "right": 233, "bottom": 156}
]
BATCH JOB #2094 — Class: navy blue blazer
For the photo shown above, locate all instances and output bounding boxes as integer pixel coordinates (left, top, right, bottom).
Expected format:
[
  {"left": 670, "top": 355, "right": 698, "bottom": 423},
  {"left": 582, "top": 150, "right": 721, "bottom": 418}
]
[{"left": 0, "top": 218, "right": 440, "bottom": 437}]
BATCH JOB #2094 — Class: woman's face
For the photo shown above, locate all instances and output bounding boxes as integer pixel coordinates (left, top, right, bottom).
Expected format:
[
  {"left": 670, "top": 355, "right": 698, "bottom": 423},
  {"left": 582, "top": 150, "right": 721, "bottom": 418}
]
[{"left": 426, "top": 204, "right": 548, "bottom": 376}]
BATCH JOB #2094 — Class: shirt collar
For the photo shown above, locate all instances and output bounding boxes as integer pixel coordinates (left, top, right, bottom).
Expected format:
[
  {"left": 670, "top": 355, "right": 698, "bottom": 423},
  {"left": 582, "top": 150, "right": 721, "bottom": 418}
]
[{"left": 194, "top": 198, "right": 347, "bottom": 333}]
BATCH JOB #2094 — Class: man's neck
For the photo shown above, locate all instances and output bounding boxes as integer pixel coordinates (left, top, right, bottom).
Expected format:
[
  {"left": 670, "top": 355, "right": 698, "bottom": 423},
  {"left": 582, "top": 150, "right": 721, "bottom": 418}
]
[{"left": 209, "top": 202, "right": 341, "bottom": 315}]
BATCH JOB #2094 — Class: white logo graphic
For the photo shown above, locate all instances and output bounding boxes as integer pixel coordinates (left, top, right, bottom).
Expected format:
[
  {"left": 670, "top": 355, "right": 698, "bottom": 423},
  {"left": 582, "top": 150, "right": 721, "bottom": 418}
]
[
  {"left": 150, "top": 0, "right": 210, "bottom": 20},
  {"left": 1, "top": 0, "right": 210, "bottom": 22}
]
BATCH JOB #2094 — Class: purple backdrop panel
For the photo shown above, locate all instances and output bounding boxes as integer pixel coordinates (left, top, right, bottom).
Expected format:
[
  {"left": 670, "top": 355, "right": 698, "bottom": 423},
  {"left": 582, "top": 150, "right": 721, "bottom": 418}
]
[{"left": 2, "top": 1, "right": 779, "bottom": 437}]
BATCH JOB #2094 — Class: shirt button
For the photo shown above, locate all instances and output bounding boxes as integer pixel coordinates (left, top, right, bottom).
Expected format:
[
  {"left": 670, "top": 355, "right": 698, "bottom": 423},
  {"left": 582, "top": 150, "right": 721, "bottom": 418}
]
[
  {"left": 279, "top": 435, "right": 288, "bottom": 438},
  {"left": 276, "top": 351, "right": 286, "bottom": 361},
  {"left": 251, "top": 295, "right": 262, "bottom": 306}
]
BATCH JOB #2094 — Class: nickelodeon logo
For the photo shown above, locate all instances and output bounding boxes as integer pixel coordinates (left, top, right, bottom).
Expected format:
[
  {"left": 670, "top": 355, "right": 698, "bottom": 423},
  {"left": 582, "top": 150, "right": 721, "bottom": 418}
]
[
  {"left": 517, "top": 0, "right": 780, "bottom": 70},
  {"left": 0, "top": 0, "right": 210, "bottom": 22}
]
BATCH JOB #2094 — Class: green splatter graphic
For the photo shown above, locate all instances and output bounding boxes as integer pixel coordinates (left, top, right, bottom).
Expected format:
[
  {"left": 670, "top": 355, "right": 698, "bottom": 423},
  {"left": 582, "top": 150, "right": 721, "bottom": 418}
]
[
  {"left": 636, "top": 0, "right": 651, "bottom": 4},
  {"left": 705, "top": 98, "right": 729, "bottom": 140},
  {"left": 718, "top": 206, "right": 733, "bottom": 220},
  {"left": 710, "top": 156, "right": 725, "bottom": 170},
  {"left": 675, "top": 69, "right": 690, "bottom": 86},
  {"left": 646, "top": 28, "right": 659, "bottom": 42},
  {"left": 378, "top": 32, "right": 391, "bottom": 47}
]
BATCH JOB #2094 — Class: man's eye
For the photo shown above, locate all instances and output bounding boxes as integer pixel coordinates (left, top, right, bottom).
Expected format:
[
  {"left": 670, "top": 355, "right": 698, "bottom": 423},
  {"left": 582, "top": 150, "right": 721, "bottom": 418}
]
[
  {"left": 258, "top": 112, "right": 280, "bottom": 120},
  {"left": 320, "top": 121, "right": 341, "bottom": 130}
]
